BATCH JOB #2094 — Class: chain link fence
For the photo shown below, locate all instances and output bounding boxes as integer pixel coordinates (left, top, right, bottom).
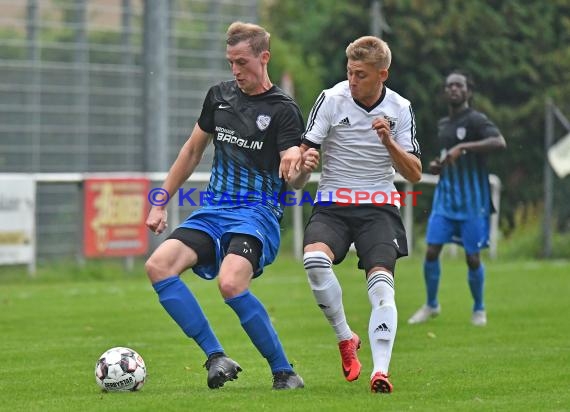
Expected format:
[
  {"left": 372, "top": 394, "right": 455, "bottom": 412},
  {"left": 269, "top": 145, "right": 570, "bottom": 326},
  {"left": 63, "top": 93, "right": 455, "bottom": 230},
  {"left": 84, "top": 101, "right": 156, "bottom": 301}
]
[{"left": 0, "top": 0, "right": 258, "bottom": 261}]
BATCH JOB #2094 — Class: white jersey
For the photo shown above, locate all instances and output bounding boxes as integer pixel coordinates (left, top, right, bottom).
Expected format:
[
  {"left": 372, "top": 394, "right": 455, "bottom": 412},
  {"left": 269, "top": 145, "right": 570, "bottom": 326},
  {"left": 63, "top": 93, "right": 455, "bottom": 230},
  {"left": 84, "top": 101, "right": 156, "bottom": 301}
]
[{"left": 303, "top": 81, "right": 420, "bottom": 207}]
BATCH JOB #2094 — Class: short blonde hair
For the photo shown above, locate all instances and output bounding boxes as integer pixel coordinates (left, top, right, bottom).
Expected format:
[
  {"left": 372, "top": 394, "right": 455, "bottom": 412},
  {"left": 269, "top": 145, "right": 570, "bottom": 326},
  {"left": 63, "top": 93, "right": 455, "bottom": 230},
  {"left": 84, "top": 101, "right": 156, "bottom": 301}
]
[
  {"left": 346, "top": 36, "right": 391, "bottom": 69},
  {"left": 226, "top": 21, "right": 270, "bottom": 56}
]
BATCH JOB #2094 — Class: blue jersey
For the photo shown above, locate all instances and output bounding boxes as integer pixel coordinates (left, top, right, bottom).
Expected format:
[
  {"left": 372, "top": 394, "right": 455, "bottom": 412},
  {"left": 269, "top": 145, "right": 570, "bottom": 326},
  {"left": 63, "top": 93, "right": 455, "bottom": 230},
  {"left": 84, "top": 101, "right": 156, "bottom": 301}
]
[
  {"left": 197, "top": 81, "right": 304, "bottom": 219},
  {"left": 432, "top": 108, "right": 501, "bottom": 219}
]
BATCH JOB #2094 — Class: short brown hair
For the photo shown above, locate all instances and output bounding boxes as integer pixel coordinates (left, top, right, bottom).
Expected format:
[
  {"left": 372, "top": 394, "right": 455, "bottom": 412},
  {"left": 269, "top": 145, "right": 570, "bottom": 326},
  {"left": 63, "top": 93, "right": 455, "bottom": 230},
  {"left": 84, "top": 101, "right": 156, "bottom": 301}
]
[
  {"left": 346, "top": 36, "right": 391, "bottom": 69},
  {"left": 226, "top": 21, "right": 270, "bottom": 56}
]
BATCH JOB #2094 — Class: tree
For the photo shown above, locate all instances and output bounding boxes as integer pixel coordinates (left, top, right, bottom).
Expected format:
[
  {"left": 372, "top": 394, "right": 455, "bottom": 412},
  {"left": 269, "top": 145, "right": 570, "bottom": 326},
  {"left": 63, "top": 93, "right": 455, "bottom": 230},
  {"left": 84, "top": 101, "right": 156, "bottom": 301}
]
[{"left": 262, "top": 0, "right": 570, "bottom": 233}]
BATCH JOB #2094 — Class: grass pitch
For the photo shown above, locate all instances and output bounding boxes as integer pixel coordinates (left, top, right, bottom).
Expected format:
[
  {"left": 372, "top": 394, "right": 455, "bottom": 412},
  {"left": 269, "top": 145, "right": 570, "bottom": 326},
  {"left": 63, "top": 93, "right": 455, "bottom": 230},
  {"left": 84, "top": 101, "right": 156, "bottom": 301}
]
[{"left": 0, "top": 254, "right": 568, "bottom": 411}]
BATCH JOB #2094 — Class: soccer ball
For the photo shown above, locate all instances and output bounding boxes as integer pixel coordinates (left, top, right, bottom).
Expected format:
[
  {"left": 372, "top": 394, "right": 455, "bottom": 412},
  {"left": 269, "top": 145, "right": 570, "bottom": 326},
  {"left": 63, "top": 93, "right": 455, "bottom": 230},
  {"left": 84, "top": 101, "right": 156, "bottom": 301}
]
[{"left": 95, "top": 347, "right": 146, "bottom": 392}]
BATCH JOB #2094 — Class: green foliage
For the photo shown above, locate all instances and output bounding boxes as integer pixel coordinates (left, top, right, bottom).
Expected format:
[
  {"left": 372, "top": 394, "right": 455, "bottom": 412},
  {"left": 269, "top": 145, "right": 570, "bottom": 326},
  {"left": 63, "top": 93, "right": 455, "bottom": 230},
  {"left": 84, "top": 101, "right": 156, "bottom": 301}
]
[
  {"left": 51, "top": 0, "right": 78, "bottom": 25},
  {"left": 267, "top": 37, "right": 324, "bottom": 116},
  {"left": 499, "top": 203, "right": 544, "bottom": 257},
  {"left": 500, "top": 202, "right": 570, "bottom": 258},
  {"left": 381, "top": 1, "right": 569, "bottom": 227},
  {"left": 0, "top": 29, "right": 26, "bottom": 60},
  {"left": 262, "top": 0, "right": 371, "bottom": 115},
  {"left": 262, "top": 0, "right": 570, "bottom": 233}
]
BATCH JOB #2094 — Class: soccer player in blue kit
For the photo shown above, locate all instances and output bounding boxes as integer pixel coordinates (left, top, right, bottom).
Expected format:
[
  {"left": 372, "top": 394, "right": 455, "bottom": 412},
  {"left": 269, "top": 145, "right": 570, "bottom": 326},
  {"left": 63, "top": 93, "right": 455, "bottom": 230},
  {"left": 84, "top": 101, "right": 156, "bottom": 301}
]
[
  {"left": 408, "top": 70, "right": 506, "bottom": 327},
  {"left": 144, "top": 21, "right": 319, "bottom": 390}
]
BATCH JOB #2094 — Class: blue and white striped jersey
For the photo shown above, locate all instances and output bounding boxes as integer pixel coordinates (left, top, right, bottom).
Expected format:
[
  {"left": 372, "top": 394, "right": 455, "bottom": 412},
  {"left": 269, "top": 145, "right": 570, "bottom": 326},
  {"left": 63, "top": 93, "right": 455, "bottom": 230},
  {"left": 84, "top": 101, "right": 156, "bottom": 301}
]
[
  {"left": 432, "top": 108, "right": 501, "bottom": 219},
  {"left": 197, "top": 80, "right": 304, "bottom": 218}
]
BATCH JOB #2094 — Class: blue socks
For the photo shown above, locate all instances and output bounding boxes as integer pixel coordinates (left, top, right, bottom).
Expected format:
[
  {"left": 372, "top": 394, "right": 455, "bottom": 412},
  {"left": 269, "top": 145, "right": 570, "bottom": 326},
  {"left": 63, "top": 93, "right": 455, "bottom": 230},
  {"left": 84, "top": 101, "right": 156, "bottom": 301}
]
[
  {"left": 424, "top": 259, "right": 441, "bottom": 308},
  {"left": 468, "top": 264, "right": 485, "bottom": 311},
  {"left": 424, "top": 259, "right": 485, "bottom": 312},
  {"left": 225, "top": 290, "right": 292, "bottom": 373},
  {"left": 153, "top": 277, "right": 293, "bottom": 373},
  {"left": 152, "top": 276, "right": 223, "bottom": 357}
]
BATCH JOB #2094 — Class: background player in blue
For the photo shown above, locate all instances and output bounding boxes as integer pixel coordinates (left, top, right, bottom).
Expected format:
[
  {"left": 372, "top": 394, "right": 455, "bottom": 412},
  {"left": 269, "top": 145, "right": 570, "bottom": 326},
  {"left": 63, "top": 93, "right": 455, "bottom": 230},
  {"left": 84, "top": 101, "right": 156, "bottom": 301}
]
[
  {"left": 144, "top": 21, "right": 319, "bottom": 390},
  {"left": 408, "top": 70, "right": 506, "bottom": 327}
]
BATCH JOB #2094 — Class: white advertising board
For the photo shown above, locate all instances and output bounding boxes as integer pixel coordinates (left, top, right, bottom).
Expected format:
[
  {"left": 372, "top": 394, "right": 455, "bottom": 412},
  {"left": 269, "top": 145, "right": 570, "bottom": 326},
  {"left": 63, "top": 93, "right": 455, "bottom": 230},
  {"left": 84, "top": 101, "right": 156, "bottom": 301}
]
[
  {"left": 548, "top": 132, "right": 570, "bottom": 178},
  {"left": 0, "top": 176, "right": 36, "bottom": 265}
]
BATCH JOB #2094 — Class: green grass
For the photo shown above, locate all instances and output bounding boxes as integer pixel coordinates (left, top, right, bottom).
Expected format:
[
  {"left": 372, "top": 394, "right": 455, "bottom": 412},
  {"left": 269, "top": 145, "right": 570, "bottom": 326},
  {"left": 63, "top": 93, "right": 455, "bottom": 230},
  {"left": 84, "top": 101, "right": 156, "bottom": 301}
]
[{"left": 1, "top": 254, "right": 569, "bottom": 412}]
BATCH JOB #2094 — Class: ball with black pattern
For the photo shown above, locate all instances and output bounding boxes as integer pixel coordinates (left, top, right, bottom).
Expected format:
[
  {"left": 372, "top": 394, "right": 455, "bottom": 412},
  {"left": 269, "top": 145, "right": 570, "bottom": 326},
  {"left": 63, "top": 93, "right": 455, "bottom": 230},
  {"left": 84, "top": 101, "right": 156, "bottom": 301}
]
[{"left": 94, "top": 347, "right": 146, "bottom": 392}]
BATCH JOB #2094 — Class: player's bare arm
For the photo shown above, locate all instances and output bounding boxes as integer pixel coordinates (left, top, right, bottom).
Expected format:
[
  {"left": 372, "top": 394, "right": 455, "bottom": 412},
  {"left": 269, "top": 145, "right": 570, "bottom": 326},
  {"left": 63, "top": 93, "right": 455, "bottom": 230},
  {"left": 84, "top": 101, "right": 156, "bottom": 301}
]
[
  {"left": 146, "top": 123, "right": 211, "bottom": 234},
  {"left": 280, "top": 146, "right": 319, "bottom": 189},
  {"left": 428, "top": 159, "right": 442, "bottom": 175},
  {"left": 445, "top": 135, "right": 506, "bottom": 164},
  {"left": 278, "top": 146, "right": 302, "bottom": 181},
  {"left": 372, "top": 117, "right": 422, "bottom": 183}
]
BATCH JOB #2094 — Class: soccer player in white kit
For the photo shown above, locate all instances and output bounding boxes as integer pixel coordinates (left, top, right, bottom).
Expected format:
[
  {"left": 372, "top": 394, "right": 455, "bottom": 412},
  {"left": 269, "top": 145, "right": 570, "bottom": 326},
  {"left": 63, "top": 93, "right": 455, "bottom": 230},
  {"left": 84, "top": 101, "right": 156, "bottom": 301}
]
[{"left": 301, "top": 36, "right": 421, "bottom": 393}]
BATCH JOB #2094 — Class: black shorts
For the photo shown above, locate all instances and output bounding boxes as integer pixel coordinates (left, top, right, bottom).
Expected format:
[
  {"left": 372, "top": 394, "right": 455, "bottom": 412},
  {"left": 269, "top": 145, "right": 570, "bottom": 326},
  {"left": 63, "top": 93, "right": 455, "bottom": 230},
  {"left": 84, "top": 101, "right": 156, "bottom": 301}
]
[
  {"left": 167, "top": 228, "right": 262, "bottom": 273},
  {"left": 303, "top": 203, "right": 408, "bottom": 273}
]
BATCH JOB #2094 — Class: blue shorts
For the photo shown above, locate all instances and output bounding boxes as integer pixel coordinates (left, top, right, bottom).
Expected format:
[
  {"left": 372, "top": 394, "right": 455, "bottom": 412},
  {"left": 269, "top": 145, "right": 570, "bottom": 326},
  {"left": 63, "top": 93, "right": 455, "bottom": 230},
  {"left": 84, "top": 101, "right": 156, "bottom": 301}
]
[
  {"left": 425, "top": 213, "right": 490, "bottom": 255},
  {"left": 179, "top": 205, "right": 280, "bottom": 280}
]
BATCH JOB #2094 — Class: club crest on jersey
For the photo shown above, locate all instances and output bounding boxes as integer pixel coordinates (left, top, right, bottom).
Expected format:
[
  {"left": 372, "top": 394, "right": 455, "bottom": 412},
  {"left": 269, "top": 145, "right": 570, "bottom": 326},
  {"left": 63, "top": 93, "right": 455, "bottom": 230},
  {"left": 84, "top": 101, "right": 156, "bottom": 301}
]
[
  {"left": 456, "top": 127, "right": 466, "bottom": 140},
  {"left": 256, "top": 114, "right": 271, "bottom": 131},
  {"left": 383, "top": 115, "right": 397, "bottom": 135}
]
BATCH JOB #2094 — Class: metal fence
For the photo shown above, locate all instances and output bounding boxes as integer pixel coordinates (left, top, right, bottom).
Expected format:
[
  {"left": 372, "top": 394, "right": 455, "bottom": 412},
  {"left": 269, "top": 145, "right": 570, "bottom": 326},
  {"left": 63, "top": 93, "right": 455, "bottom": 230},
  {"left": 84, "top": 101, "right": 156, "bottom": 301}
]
[
  {"left": 18, "top": 172, "right": 501, "bottom": 270},
  {"left": 0, "top": 0, "right": 258, "bottom": 261},
  {"left": 1, "top": 2, "right": 504, "bottom": 266}
]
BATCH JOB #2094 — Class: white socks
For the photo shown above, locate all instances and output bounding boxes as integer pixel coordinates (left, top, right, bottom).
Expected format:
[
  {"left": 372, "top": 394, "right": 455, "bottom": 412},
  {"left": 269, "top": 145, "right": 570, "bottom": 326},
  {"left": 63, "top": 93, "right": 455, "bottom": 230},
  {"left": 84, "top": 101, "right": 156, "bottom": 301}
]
[
  {"left": 367, "top": 270, "right": 397, "bottom": 377},
  {"left": 304, "top": 253, "right": 398, "bottom": 376},
  {"left": 304, "top": 251, "right": 352, "bottom": 341}
]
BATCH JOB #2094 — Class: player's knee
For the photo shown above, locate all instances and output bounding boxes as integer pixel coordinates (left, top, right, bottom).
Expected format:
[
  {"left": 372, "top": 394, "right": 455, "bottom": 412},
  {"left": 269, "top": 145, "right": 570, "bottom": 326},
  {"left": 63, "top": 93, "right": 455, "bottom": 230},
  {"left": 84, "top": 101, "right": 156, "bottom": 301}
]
[
  {"left": 425, "top": 244, "right": 442, "bottom": 261},
  {"left": 217, "top": 275, "right": 244, "bottom": 299},
  {"left": 367, "top": 270, "right": 395, "bottom": 306},
  {"left": 466, "top": 254, "right": 480, "bottom": 269},
  {"left": 303, "top": 251, "right": 332, "bottom": 287},
  {"left": 145, "top": 255, "right": 170, "bottom": 284}
]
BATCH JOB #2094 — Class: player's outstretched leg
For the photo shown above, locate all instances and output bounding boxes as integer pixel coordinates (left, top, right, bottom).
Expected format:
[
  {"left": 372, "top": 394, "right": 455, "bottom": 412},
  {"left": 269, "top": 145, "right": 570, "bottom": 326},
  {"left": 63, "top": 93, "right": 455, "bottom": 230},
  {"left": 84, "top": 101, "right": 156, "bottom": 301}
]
[
  {"left": 367, "top": 270, "right": 397, "bottom": 394},
  {"left": 304, "top": 251, "right": 360, "bottom": 381},
  {"left": 203, "top": 352, "right": 242, "bottom": 389},
  {"left": 225, "top": 290, "right": 304, "bottom": 390}
]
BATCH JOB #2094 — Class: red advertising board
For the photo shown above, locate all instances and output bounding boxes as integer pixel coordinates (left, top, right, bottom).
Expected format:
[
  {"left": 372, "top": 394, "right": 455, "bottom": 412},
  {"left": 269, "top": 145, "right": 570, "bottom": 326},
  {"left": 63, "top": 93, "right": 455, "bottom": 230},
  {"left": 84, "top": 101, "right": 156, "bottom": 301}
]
[{"left": 83, "top": 178, "right": 150, "bottom": 257}]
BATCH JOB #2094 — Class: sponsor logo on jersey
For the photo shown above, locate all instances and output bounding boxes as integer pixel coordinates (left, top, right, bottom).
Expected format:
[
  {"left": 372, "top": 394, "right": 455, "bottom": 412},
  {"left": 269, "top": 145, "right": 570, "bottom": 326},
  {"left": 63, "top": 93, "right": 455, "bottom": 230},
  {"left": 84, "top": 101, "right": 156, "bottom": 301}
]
[
  {"left": 456, "top": 126, "right": 466, "bottom": 140},
  {"left": 256, "top": 114, "right": 271, "bottom": 131},
  {"left": 215, "top": 126, "right": 263, "bottom": 150},
  {"left": 338, "top": 116, "right": 351, "bottom": 126}
]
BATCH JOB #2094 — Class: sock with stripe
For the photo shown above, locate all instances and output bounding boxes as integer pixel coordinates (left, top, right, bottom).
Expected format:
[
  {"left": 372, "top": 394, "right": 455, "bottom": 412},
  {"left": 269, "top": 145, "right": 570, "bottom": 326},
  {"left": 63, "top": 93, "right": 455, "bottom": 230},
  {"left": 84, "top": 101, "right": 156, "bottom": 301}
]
[
  {"left": 304, "top": 251, "right": 352, "bottom": 341},
  {"left": 367, "top": 270, "right": 397, "bottom": 376}
]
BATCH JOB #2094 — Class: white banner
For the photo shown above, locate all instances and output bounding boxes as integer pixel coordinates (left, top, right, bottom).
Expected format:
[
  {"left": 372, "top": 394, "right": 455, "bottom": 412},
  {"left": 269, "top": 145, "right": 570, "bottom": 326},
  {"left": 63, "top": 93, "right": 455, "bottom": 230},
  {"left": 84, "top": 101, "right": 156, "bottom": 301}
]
[
  {"left": 0, "top": 175, "right": 36, "bottom": 265},
  {"left": 548, "top": 132, "right": 570, "bottom": 178}
]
